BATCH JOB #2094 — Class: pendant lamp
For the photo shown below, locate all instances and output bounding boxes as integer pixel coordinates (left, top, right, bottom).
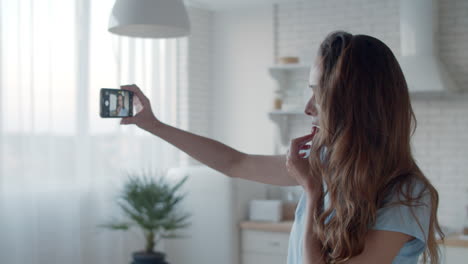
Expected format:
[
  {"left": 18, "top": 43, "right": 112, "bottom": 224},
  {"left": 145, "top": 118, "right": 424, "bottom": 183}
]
[{"left": 108, "top": 0, "right": 190, "bottom": 38}]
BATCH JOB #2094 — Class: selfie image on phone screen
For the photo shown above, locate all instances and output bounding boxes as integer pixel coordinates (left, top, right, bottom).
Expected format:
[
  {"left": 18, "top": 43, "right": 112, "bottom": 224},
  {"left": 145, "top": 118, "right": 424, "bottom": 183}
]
[{"left": 100, "top": 88, "right": 133, "bottom": 118}]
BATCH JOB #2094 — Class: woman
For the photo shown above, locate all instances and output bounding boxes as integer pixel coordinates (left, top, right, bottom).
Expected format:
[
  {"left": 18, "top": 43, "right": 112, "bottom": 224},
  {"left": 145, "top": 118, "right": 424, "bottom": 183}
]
[
  {"left": 115, "top": 94, "right": 129, "bottom": 116},
  {"left": 120, "top": 31, "right": 444, "bottom": 264}
]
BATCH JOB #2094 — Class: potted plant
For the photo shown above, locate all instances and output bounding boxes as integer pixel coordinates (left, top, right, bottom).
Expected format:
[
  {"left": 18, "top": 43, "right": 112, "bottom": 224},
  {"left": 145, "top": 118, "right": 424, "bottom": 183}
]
[{"left": 100, "top": 171, "right": 191, "bottom": 264}]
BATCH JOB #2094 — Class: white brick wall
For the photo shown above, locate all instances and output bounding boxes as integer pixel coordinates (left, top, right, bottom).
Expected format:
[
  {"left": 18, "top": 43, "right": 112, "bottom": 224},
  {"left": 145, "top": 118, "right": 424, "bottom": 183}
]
[
  {"left": 180, "top": 1, "right": 468, "bottom": 228},
  {"left": 439, "top": 0, "right": 468, "bottom": 91},
  {"left": 275, "top": 0, "right": 468, "bottom": 90},
  {"left": 274, "top": 0, "right": 468, "bottom": 229},
  {"left": 412, "top": 98, "right": 468, "bottom": 228},
  {"left": 177, "top": 7, "right": 214, "bottom": 166},
  {"left": 275, "top": 0, "right": 400, "bottom": 65}
]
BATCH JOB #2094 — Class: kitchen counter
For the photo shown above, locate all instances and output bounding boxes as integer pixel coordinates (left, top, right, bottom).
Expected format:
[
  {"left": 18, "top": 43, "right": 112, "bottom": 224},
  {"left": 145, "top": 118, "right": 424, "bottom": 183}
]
[
  {"left": 239, "top": 221, "right": 468, "bottom": 248},
  {"left": 240, "top": 221, "right": 294, "bottom": 233},
  {"left": 443, "top": 235, "right": 468, "bottom": 248}
]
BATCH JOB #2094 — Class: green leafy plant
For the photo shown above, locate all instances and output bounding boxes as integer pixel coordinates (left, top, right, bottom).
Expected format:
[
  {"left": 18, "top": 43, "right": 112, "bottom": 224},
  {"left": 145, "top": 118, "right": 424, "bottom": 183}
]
[{"left": 100, "top": 171, "right": 191, "bottom": 254}]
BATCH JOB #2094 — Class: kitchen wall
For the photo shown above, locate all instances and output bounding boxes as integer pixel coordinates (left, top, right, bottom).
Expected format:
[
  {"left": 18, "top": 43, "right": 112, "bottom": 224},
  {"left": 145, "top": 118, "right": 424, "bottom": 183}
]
[
  {"left": 164, "top": 8, "right": 272, "bottom": 262},
  {"left": 179, "top": 5, "right": 276, "bottom": 162},
  {"left": 273, "top": 0, "right": 468, "bottom": 229},
  {"left": 177, "top": 2, "right": 274, "bottom": 225},
  {"left": 211, "top": 6, "right": 276, "bottom": 154},
  {"left": 210, "top": 5, "right": 278, "bottom": 206},
  {"left": 170, "top": 6, "right": 275, "bottom": 261},
  {"left": 199, "top": 0, "right": 467, "bottom": 229},
  {"left": 177, "top": 7, "right": 215, "bottom": 166}
]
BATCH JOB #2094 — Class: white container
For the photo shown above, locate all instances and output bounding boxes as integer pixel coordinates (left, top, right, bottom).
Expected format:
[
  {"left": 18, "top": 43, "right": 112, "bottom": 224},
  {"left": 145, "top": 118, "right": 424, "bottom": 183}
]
[{"left": 249, "top": 200, "right": 282, "bottom": 222}]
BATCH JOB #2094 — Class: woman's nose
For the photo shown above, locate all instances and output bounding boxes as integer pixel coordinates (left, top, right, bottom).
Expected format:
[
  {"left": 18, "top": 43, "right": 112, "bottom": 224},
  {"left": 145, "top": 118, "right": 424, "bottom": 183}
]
[
  {"left": 305, "top": 106, "right": 317, "bottom": 116},
  {"left": 304, "top": 97, "right": 318, "bottom": 116}
]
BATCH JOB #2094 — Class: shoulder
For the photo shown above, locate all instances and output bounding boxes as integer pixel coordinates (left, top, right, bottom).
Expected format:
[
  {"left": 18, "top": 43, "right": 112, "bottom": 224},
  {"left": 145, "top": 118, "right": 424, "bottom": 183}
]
[
  {"left": 345, "top": 229, "right": 414, "bottom": 263},
  {"left": 383, "top": 178, "right": 431, "bottom": 207},
  {"left": 372, "top": 178, "right": 432, "bottom": 252}
]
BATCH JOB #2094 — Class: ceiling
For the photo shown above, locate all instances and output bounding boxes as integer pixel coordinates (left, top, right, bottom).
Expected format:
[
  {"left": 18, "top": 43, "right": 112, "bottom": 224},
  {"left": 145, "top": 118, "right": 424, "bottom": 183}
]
[{"left": 184, "top": 0, "right": 292, "bottom": 11}]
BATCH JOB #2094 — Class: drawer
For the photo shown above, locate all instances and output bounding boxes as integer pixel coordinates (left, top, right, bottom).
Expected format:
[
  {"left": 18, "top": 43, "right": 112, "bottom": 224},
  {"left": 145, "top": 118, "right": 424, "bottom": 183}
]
[
  {"left": 242, "top": 252, "right": 287, "bottom": 264},
  {"left": 241, "top": 230, "right": 290, "bottom": 255}
]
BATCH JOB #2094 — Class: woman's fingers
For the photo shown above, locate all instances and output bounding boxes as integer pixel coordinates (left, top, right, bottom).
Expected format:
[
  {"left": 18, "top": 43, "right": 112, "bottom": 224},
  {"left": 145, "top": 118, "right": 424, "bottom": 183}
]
[
  {"left": 294, "top": 127, "right": 319, "bottom": 145},
  {"left": 290, "top": 127, "right": 319, "bottom": 155},
  {"left": 121, "top": 84, "right": 150, "bottom": 105},
  {"left": 120, "top": 84, "right": 140, "bottom": 93},
  {"left": 120, "top": 117, "right": 132, "bottom": 125},
  {"left": 290, "top": 133, "right": 314, "bottom": 152},
  {"left": 133, "top": 96, "right": 144, "bottom": 113},
  {"left": 294, "top": 132, "right": 315, "bottom": 143},
  {"left": 300, "top": 144, "right": 311, "bottom": 149}
]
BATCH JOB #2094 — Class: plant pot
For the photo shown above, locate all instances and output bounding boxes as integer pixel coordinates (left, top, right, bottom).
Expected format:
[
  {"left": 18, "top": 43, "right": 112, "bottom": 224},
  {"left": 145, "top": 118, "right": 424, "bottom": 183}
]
[{"left": 132, "top": 251, "right": 169, "bottom": 264}]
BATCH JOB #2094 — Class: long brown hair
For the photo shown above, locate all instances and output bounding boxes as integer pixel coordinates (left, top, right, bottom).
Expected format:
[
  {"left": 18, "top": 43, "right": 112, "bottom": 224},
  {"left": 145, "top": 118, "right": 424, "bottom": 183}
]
[{"left": 308, "top": 31, "right": 444, "bottom": 263}]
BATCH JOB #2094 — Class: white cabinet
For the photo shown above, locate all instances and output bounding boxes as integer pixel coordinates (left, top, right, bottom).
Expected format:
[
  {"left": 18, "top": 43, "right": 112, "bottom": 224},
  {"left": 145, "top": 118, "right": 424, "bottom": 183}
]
[
  {"left": 242, "top": 253, "right": 288, "bottom": 264},
  {"left": 241, "top": 228, "right": 468, "bottom": 264},
  {"left": 241, "top": 229, "right": 290, "bottom": 264},
  {"left": 441, "top": 246, "right": 468, "bottom": 264}
]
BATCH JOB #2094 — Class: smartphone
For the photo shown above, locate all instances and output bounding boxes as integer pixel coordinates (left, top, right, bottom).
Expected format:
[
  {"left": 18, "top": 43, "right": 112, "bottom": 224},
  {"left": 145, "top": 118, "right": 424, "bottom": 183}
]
[{"left": 100, "top": 88, "right": 133, "bottom": 118}]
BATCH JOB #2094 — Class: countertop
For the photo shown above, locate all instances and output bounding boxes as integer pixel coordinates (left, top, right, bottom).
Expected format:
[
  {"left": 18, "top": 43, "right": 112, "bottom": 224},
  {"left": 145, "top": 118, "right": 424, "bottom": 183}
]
[
  {"left": 240, "top": 220, "right": 294, "bottom": 233},
  {"left": 239, "top": 221, "right": 468, "bottom": 248}
]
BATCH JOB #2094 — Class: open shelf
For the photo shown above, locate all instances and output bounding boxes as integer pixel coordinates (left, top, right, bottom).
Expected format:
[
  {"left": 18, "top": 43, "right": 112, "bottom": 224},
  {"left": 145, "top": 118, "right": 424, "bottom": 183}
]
[
  {"left": 268, "top": 110, "right": 306, "bottom": 146},
  {"left": 267, "top": 64, "right": 314, "bottom": 149},
  {"left": 268, "top": 64, "right": 310, "bottom": 71},
  {"left": 269, "top": 109, "right": 304, "bottom": 115}
]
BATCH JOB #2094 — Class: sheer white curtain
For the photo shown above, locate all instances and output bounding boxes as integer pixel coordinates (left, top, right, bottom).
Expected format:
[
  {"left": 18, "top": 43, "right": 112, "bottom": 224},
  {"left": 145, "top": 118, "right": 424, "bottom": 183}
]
[{"left": 0, "top": 0, "right": 182, "bottom": 263}]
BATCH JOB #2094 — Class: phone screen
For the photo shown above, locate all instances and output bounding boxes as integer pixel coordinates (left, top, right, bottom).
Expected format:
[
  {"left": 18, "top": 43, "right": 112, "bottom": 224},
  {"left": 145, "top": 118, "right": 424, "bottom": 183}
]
[{"left": 100, "top": 88, "right": 133, "bottom": 118}]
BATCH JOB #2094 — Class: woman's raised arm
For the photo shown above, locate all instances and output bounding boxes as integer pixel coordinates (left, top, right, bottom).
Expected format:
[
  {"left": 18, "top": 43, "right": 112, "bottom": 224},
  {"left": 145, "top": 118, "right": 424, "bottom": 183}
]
[{"left": 120, "top": 84, "right": 299, "bottom": 186}]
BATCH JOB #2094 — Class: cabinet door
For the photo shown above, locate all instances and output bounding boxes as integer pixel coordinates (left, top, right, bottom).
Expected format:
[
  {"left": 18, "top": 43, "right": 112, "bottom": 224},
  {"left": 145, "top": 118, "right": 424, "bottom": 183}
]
[
  {"left": 242, "top": 230, "right": 290, "bottom": 255},
  {"left": 442, "top": 247, "right": 468, "bottom": 264},
  {"left": 242, "top": 252, "right": 287, "bottom": 264}
]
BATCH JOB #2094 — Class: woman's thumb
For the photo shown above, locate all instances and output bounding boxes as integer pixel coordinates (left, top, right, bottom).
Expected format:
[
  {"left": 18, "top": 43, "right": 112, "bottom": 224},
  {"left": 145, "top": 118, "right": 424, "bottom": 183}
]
[{"left": 120, "top": 117, "right": 134, "bottom": 125}]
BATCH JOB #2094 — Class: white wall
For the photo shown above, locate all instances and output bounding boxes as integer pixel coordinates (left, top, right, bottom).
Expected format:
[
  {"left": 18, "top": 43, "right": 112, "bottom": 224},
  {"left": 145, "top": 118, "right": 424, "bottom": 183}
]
[
  {"left": 211, "top": 6, "right": 282, "bottom": 203},
  {"left": 177, "top": 7, "right": 215, "bottom": 166},
  {"left": 210, "top": 0, "right": 468, "bottom": 230},
  {"left": 180, "top": 4, "right": 276, "bottom": 222},
  {"left": 273, "top": 0, "right": 468, "bottom": 230},
  {"left": 168, "top": 2, "right": 468, "bottom": 264},
  {"left": 170, "top": 6, "right": 275, "bottom": 263},
  {"left": 211, "top": 6, "right": 276, "bottom": 154}
]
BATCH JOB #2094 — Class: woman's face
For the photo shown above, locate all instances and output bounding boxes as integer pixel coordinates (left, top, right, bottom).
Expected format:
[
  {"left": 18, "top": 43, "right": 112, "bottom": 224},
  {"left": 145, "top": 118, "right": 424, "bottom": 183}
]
[
  {"left": 117, "top": 95, "right": 124, "bottom": 107},
  {"left": 304, "top": 68, "right": 320, "bottom": 128}
]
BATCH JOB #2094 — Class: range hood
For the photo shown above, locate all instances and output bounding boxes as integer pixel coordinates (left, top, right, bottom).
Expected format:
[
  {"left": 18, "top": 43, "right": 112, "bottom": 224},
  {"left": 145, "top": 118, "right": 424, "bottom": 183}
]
[{"left": 399, "top": 0, "right": 460, "bottom": 95}]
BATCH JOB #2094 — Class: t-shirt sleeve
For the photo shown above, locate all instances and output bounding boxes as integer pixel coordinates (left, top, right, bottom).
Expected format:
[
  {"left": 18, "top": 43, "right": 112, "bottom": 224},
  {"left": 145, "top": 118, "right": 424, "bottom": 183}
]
[{"left": 371, "top": 183, "right": 431, "bottom": 251}]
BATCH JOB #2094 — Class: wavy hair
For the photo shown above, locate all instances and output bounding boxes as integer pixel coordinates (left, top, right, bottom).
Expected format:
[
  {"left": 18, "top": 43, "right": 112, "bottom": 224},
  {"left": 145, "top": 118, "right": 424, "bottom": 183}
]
[{"left": 307, "top": 31, "right": 444, "bottom": 263}]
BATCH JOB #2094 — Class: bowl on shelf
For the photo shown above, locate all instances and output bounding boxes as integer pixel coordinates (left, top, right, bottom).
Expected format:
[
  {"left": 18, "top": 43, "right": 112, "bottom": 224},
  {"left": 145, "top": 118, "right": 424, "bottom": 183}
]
[{"left": 278, "top": 56, "right": 300, "bottom": 64}]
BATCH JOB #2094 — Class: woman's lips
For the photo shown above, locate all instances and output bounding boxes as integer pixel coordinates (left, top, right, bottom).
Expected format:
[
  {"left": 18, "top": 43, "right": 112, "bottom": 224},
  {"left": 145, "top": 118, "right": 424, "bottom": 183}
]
[{"left": 311, "top": 123, "right": 320, "bottom": 133}]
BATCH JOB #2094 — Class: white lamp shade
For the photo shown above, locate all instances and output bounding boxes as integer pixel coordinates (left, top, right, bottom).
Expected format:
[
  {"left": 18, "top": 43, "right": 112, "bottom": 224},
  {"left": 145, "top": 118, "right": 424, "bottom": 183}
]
[{"left": 108, "top": 0, "right": 190, "bottom": 38}]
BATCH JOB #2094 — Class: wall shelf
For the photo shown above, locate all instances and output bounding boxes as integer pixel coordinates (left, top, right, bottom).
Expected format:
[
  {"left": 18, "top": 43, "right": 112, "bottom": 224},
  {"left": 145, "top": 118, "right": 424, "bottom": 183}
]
[
  {"left": 268, "top": 64, "right": 313, "bottom": 149},
  {"left": 269, "top": 109, "right": 304, "bottom": 115},
  {"left": 268, "top": 64, "right": 312, "bottom": 95},
  {"left": 410, "top": 91, "right": 468, "bottom": 101},
  {"left": 268, "top": 110, "right": 306, "bottom": 146},
  {"left": 268, "top": 63, "right": 310, "bottom": 73}
]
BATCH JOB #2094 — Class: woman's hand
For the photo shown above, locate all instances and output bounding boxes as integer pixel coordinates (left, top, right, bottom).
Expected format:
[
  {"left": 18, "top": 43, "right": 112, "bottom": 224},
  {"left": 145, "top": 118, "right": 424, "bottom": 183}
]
[
  {"left": 120, "top": 84, "right": 162, "bottom": 131},
  {"left": 286, "top": 126, "right": 321, "bottom": 192}
]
